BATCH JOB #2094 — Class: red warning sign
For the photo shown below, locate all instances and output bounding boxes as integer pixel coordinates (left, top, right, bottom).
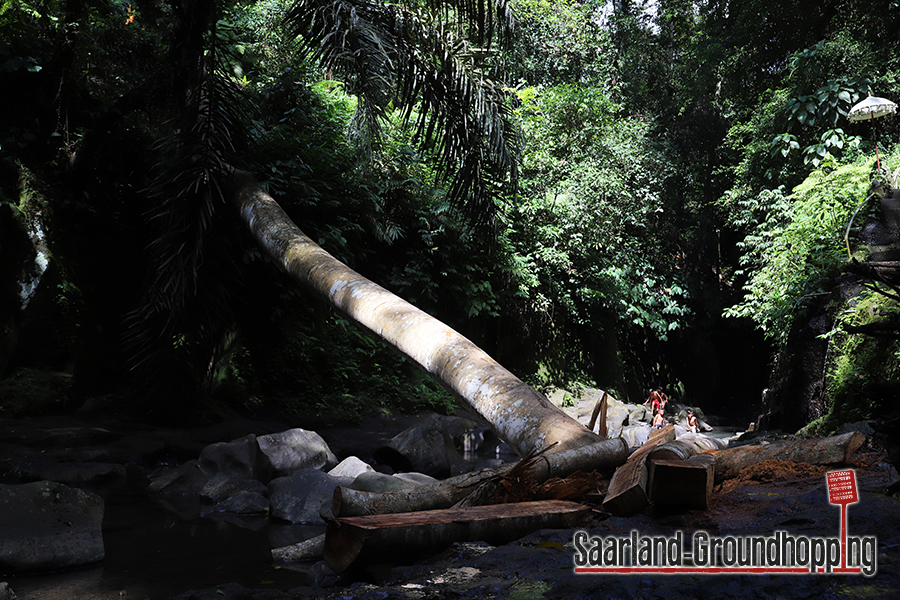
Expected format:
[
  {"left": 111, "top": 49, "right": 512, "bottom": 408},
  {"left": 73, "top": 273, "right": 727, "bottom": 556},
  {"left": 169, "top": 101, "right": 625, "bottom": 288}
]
[{"left": 826, "top": 469, "right": 858, "bottom": 505}]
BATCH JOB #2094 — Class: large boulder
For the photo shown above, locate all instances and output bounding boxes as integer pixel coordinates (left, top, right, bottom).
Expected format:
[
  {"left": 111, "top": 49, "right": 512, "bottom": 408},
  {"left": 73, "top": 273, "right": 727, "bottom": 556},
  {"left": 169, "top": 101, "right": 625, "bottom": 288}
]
[
  {"left": 373, "top": 414, "right": 462, "bottom": 477},
  {"left": 257, "top": 429, "right": 338, "bottom": 477},
  {"left": 618, "top": 424, "right": 652, "bottom": 450},
  {"left": 147, "top": 460, "right": 207, "bottom": 496},
  {"left": 603, "top": 398, "right": 631, "bottom": 436},
  {"left": 393, "top": 472, "right": 439, "bottom": 486},
  {"left": 0, "top": 481, "right": 104, "bottom": 573},
  {"left": 626, "top": 403, "right": 651, "bottom": 425},
  {"left": 199, "top": 434, "right": 272, "bottom": 483},
  {"left": 268, "top": 469, "right": 352, "bottom": 524},
  {"left": 327, "top": 456, "right": 374, "bottom": 479}
]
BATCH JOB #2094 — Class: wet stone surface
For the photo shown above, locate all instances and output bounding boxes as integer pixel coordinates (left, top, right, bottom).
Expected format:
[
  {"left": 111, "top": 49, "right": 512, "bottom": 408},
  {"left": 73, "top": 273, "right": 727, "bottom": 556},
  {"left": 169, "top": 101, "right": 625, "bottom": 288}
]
[
  {"left": 307, "top": 456, "right": 900, "bottom": 600},
  {"left": 1, "top": 406, "right": 898, "bottom": 600}
]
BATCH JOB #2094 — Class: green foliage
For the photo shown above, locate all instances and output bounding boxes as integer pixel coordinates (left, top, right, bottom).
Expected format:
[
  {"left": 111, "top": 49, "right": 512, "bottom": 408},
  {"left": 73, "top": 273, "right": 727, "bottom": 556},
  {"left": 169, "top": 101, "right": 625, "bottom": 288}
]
[
  {"left": 494, "top": 81, "right": 693, "bottom": 396},
  {"left": 511, "top": 83, "right": 690, "bottom": 339},
  {"left": 827, "top": 291, "right": 900, "bottom": 422},
  {"left": 0, "top": 368, "right": 71, "bottom": 417},
  {"left": 5, "top": 0, "right": 899, "bottom": 428},
  {"left": 230, "top": 305, "right": 458, "bottom": 422},
  {"left": 508, "top": 0, "right": 614, "bottom": 87},
  {"left": 724, "top": 156, "right": 874, "bottom": 345}
]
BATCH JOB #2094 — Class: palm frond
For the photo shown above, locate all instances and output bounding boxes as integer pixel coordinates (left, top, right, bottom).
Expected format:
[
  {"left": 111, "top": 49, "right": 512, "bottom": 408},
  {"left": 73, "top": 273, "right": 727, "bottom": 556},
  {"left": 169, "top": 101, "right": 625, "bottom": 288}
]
[
  {"left": 125, "top": 17, "right": 251, "bottom": 408},
  {"left": 285, "top": 0, "right": 520, "bottom": 225}
]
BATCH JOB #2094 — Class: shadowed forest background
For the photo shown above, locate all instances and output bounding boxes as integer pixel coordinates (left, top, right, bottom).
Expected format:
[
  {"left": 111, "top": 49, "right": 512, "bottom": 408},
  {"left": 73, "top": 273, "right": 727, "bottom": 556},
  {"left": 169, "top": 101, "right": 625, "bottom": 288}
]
[{"left": 2, "top": 0, "right": 900, "bottom": 436}]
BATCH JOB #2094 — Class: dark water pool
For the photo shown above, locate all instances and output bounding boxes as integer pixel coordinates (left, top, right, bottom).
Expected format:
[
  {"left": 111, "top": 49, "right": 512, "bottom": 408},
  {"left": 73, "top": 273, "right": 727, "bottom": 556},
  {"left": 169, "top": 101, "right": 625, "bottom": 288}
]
[{"left": 6, "top": 490, "right": 324, "bottom": 600}]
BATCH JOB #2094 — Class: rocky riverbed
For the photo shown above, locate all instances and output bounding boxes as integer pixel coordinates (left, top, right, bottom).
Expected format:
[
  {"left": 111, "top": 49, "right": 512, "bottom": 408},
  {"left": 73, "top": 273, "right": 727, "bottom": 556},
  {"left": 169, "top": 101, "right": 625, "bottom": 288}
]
[{"left": 1, "top": 391, "right": 898, "bottom": 600}]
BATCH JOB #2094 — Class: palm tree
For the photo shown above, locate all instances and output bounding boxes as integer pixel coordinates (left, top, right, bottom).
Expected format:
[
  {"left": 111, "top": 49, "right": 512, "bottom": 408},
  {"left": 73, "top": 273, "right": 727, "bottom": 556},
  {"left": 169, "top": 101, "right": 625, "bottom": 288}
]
[
  {"left": 284, "top": 0, "right": 521, "bottom": 225},
  {"left": 126, "top": 0, "right": 610, "bottom": 455}
]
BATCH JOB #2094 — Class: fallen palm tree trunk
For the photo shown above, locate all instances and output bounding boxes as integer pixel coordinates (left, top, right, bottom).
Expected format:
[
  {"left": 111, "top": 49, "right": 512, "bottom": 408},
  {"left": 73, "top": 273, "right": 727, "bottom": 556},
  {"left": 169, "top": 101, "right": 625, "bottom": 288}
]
[
  {"left": 711, "top": 431, "right": 865, "bottom": 484},
  {"left": 602, "top": 425, "right": 676, "bottom": 516},
  {"left": 324, "top": 500, "right": 591, "bottom": 573},
  {"left": 333, "top": 437, "right": 628, "bottom": 517},
  {"left": 232, "top": 171, "right": 601, "bottom": 457},
  {"left": 649, "top": 453, "right": 715, "bottom": 511}
]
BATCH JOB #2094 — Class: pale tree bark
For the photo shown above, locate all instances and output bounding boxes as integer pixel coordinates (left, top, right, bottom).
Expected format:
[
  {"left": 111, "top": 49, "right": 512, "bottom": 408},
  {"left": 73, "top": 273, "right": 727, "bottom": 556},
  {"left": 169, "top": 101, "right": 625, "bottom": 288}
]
[{"left": 231, "top": 171, "right": 605, "bottom": 456}]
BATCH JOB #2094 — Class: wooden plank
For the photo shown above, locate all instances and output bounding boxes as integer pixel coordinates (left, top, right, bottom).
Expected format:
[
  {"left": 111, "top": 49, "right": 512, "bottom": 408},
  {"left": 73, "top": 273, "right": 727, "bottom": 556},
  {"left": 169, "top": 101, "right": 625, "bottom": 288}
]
[
  {"left": 601, "top": 425, "right": 675, "bottom": 516},
  {"left": 649, "top": 453, "right": 715, "bottom": 511},
  {"left": 324, "top": 500, "right": 591, "bottom": 573}
]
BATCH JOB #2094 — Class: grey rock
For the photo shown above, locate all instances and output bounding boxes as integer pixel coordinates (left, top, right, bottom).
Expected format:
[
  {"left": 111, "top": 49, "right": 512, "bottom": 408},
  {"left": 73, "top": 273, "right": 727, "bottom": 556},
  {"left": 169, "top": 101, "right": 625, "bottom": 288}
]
[
  {"left": 374, "top": 413, "right": 462, "bottom": 477},
  {"left": 327, "top": 455, "right": 373, "bottom": 478},
  {"left": 627, "top": 403, "right": 651, "bottom": 425},
  {"left": 676, "top": 431, "right": 728, "bottom": 449},
  {"left": 147, "top": 459, "right": 207, "bottom": 496},
  {"left": 257, "top": 428, "right": 338, "bottom": 477},
  {"left": 268, "top": 469, "right": 352, "bottom": 524},
  {"left": 393, "top": 472, "right": 439, "bottom": 486},
  {"left": 200, "top": 473, "right": 267, "bottom": 504},
  {"left": 618, "top": 424, "right": 651, "bottom": 449},
  {"left": 0, "top": 481, "right": 104, "bottom": 573},
  {"left": 199, "top": 433, "right": 272, "bottom": 483},
  {"left": 207, "top": 490, "right": 269, "bottom": 516},
  {"left": 0, "top": 582, "right": 18, "bottom": 600},
  {"left": 306, "top": 560, "right": 340, "bottom": 588},
  {"left": 603, "top": 398, "right": 632, "bottom": 432}
]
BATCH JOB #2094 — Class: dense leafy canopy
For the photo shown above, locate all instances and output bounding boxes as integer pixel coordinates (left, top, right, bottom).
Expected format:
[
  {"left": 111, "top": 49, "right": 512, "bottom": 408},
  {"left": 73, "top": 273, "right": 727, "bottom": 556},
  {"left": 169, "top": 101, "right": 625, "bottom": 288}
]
[{"left": 2, "top": 0, "right": 900, "bottom": 430}]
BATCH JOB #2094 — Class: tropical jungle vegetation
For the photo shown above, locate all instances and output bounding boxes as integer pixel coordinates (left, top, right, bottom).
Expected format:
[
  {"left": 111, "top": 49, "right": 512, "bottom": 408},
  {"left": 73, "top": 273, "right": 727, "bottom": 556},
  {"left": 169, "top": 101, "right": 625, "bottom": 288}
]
[{"left": 2, "top": 0, "right": 900, "bottom": 434}]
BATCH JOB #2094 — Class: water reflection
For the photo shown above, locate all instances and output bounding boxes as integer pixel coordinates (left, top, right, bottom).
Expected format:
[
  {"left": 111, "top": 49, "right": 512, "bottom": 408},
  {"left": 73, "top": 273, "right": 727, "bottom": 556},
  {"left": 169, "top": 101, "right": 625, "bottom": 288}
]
[{"left": 8, "top": 493, "right": 318, "bottom": 599}]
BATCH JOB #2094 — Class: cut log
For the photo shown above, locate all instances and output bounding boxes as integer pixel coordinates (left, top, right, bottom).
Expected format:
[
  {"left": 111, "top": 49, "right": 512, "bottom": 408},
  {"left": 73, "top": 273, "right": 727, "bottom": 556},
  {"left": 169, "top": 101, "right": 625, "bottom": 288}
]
[
  {"left": 602, "top": 425, "right": 676, "bottom": 516},
  {"left": 324, "top": 500, "right": 591, "bottom": 573},
  {"left": 333, "top": 463, "right": 510, "bottom": 518},
  {"left": 272, "top": 534, "right": 326, "bottom": 562},
  {"left": 711, "top": 431, "right": 865, "bottom": 484},
  {"left": 333, "top": 437, "right": 628, "bottom": 517},
  {"left": 648, "top": 439, "right": 699, "bottom": 462},
  {"left": 648, "top": 436, "right": 721, "bottom": 461},
  {"left": 529, "top": 437, "right": 628, "bottom": 482},
  {"left": 649, "top": 453, "right": 715, "bottom": 511},
  {"left": 677, "top": 432, "right": 727, "bottom": 450}
]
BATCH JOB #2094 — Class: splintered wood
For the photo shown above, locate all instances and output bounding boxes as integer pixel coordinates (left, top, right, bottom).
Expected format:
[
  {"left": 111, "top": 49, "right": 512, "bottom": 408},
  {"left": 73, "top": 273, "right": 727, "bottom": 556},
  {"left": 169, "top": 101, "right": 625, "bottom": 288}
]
[{"left": 602, "top": 425, "right": 676, "bottom": 516}]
